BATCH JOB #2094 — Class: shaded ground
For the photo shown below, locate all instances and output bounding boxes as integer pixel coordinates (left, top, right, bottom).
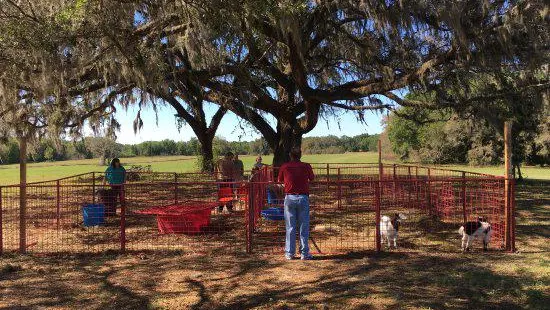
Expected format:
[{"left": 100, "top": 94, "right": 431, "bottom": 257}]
[{"left": 0, "top": 181, "right": 548, "bottom": 310}]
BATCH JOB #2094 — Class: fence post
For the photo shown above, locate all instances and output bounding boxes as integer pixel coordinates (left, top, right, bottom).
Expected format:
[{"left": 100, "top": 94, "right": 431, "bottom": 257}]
[
  {"left": 510, "top": 179, "right": 516, "bottom": 252},
  {"left": 393, "top": 164, "right": 397, "bottom": 200},
  {"left": 376, "top": 140, "right": 383, "bottom": 253},
  {"left": 427, "top": 168, "right": 432, "bottom": 215},
  {"left": 92, "top": 172, "right": 96, "bottom": 204},
  {"left": 247, "top": 183, "right": 254, "bottom": 254},
  {"left": 120, "top": 197, "right": 126, "bottom": 253},
  {"left": 504, "top": 121, "right": 513, "bottom": 251},
  {"left": 378, "top": 140, "right": 383, "bottom": 195},
  {"left": 19, "top": 138, "right": 27, "bottom": 254},
  {"left": 407, "top": 166, "right": 411, "bottom": 206},
  {"left": 415, "top": 166, "right": 419, "bottom": 207},
  {"left": 337, "top": 168, "right": 342, "bottom": 210},
  {"left": 0, "top": 187, "right": 3, "bottom": 255},
  {"left": 174, "top": 173, "right": 178, "bottom": 204},
  {"left": 461, "top": 171, "right": 467, "bottom": 223},
  {"left": 375, "top": 177, "right": 381, "bottom": 253},
  {"left": 56, "top": 180, "right": 60, "bottom": 230}
]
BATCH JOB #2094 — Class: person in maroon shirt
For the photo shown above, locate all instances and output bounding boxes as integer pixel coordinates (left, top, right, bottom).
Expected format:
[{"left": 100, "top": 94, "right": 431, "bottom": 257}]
[{"left": 278, "top": 147, "right": 315, "bottom": 260}]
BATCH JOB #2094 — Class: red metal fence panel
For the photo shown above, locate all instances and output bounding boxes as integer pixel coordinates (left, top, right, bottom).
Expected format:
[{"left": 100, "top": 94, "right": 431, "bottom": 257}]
[{"left": 0, "top": 166, "right": 512, "bottom": 255}]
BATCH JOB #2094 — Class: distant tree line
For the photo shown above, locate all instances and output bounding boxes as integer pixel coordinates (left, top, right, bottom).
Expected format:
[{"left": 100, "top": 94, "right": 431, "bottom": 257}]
[
  {"left": 386, "top": 107, "right": 550, "bottom": 168},
  {"left": 385, "top": 70, "right": 550, "bottom": 175},
  {"left": 0, "top": 134, "right": 379, "bottom": 165}
]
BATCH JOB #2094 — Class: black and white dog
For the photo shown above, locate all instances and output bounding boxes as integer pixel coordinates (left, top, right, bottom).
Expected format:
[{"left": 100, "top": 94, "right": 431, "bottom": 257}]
[
  {"left": 458, "top": 217, "right": 493, "bottom": 252},
  {"left": 380, "top": 213, "right": 407, "bottom": 248}
]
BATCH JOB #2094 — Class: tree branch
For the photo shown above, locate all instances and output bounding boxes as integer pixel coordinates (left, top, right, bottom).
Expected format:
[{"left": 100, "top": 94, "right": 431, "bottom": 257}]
[
  {"left": 204, "top": 91, "right": 277, "bottom": 146},
  {"left": 325, "top": 101, "right": 392, "bottom": 111},
  {"left": 207, "top": 106, "right": 227, "bottom": 135},
  {"left": 66, "top": 85, "right": 134, "bottom": 128}
]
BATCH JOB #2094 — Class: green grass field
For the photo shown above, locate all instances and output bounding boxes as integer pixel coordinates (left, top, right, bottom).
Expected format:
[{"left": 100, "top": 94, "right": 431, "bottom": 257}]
[{"left": 0, "top": 152, "right": 548, "bottom": 185}]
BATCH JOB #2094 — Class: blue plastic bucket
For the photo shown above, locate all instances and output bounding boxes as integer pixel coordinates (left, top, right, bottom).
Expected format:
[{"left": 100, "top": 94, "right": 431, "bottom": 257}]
[
  {"left": 261, "top": 207, "right": 285, "bottom": 221},
  {"left": 266, "top": 189, "right": 284, "bottom": 206},
  {"left": 82, "top": 204, "right": 105, "bottom": 226}
]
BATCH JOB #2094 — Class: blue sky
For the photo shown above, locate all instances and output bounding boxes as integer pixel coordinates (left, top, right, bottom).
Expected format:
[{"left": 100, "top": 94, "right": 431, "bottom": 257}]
[{"left": 113, "top": 102, "right": 386, "bottom": 144}]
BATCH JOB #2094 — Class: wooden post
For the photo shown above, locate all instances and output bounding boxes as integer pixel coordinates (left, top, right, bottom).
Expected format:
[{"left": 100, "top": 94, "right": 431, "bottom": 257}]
[
  {"left": 375, "top": 139, "right": 382, "bottom": 252},
  {"left": 378, "top": 140, "right": 382, "bottom": 178},
  {"left": 247, "top": 182, "right": 254, "bottom": 254},
  {"left": 504, "top": 121, "right": 513, "bottom": 251},
  {"left": 392, "top": 164, "right": 397, "bottom": 200},
  {"left": 56, "top": 180, "right": 60, "bottom": 230},
  {"left": 427, "top": 168, "right": 432, "bottom": 215},
  {"left": 337, "top": 168, "right": 342, "bottom": 210},
  {"left": 92, "top": 172, "right": 96, "bottom": 204},
  {"left": 461, "top": 171, "right": 467, "bottom": 223},
  {"left": 510, "top": 179, "right": 516, "bottom": 252},
  {"left": 326, "top": 163, "right": 330, "bottom": 191},
  {"left": 19, "top": 137, "right": 27, "bottom": 254},
  {"left": 378, "top": 140, "right": 383, "bottom": 195},
  {"left": 415, "top": 166, "right": 419, "bottom": 206},
  {"left": 0, "top": 187, "right": 3, "bottom": 255},
  {"left": 375, "top": 175, "right": 381, "bottom": 253},
  {"left": 407, "top": 166, "right": 411, "bottom": 205},
  {"left": 174, "top": 173, "right": 178, "bottom": 204}
]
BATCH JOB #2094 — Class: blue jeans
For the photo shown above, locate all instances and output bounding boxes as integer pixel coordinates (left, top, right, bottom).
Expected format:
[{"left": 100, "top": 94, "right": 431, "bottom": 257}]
[{"left": 284, "top": 194, "right": 310, "bottom": 256}]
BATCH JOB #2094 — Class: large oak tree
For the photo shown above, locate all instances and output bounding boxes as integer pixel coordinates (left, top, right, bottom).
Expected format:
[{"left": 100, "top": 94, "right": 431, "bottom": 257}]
[
  {"left": 10, "top": 1, "right": 546, "bottom": 169},
  {"left": 0, "top": 0, "right": 134, "bottom": 251},
  {"left": 127, "top": 0, "right": 548, "bottom": 166}
]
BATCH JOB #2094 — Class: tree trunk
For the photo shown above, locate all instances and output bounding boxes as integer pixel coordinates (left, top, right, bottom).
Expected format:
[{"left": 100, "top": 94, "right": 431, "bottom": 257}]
[
  {"left": 19, "top": 137, "right": 27, "bottom": 253},
  {"left": 197, "top": 133, "right": 215, "bottom": 173},
  {"left": 514, "top": 163, "right": 523, "bottom": 181},
  {"left": 272, "top": 120, "right": 303, "bottom": 168}
]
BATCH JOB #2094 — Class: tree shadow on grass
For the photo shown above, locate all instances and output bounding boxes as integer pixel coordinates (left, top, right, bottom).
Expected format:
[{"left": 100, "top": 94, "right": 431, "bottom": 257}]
[
  {"left": 1, "top": 249, "right": 548, "bottom": 310},
  {"left": 211, "top": 252, "right": 547, "bottom": 310}
]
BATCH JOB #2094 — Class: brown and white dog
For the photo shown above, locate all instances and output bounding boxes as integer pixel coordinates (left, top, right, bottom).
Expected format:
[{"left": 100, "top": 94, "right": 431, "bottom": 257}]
[{"left": 458, "top": 217, "right": 493, "bottom": 252}]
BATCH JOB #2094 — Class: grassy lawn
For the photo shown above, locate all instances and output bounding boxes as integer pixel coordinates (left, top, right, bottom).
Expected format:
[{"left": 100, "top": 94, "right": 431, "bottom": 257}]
[
  {"left": 0, "top": 180, "right": 548, "bottom": 309},
  {"left": 0, "top": 153, "right": 381, "bottom": 185},
  {"left": 0, "top": 152, "right": 548, "bottom": 185},
  {"left": 422, "top": 164, "right": 550, "bottom": 181}
]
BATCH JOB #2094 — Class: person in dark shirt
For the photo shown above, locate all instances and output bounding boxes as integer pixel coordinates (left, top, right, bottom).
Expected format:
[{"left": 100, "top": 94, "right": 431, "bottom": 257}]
[
  {"left": 216, "top": 152, "right": 235, "bottom": 213},
  {"left": 277, "top": 147, "right": 315, "bottom": 260},
  {"left": 233, "top": 154, "right": 244, "bottom": 181},
  {"left": 253, "top": 156, "right": 264, "bottom": 170}
]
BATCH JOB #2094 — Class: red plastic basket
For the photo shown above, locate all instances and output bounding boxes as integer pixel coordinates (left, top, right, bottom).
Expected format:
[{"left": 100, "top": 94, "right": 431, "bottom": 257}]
[{"left": 135, "top": 201, "right": 218, "bottom": 234}]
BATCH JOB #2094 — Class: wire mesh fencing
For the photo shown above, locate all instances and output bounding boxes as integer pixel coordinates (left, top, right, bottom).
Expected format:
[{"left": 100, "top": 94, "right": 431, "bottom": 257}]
[{"left": 0, "top": 166, "right": 514, "bottom": 255}]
